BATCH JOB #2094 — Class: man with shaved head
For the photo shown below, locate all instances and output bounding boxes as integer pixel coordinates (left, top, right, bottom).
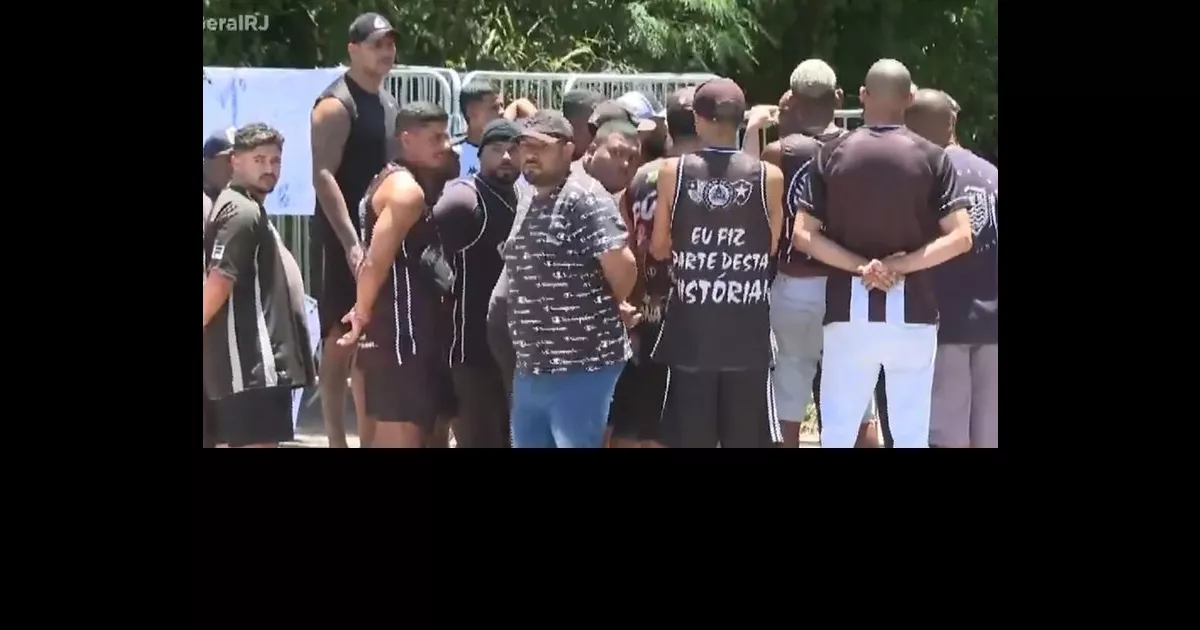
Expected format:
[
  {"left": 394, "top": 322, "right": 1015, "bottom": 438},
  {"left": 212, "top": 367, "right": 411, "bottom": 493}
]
[
  {"left": 906, "top": 89, "right": 998, "bottom": 448},
  {"left": 791, "top": 59, "right": 973, "bottom": 448}
]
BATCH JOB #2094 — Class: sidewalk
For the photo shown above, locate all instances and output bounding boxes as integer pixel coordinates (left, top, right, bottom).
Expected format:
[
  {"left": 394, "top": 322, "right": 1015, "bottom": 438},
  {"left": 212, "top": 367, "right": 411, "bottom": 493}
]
[
  {"left": 287, "top": 393, "right": 825, "bottom": 447},
  {"left": 286, "top": 432, "right": 821, "bottom": 448}
]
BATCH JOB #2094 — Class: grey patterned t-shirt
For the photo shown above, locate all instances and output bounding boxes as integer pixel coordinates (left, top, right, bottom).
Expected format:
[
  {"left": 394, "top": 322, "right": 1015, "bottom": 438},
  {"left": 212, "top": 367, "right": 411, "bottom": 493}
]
[{"left": 505, "top": 169, "right": 631, "bottom": 375}]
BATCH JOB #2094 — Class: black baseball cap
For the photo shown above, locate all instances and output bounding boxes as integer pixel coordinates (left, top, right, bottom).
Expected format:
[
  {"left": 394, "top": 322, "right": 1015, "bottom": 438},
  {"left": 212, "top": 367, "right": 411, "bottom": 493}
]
[
  {"left": 203, "top": 127, "right": 236, "bottom": 159},
  {"left": 694, "top": 78, "right": 747, "bottom": 122},
  {"left": 348, "top": 12, "right": 398, "bottom": 44},
  {"left": 588, "top": 100, "right": 636, "bottom": 130},
  {"left": 479, "top": 119, "right": 522, "bottom": 148},
  {"left": 520, "top": 110, "right": 574, "bottom": 143}
]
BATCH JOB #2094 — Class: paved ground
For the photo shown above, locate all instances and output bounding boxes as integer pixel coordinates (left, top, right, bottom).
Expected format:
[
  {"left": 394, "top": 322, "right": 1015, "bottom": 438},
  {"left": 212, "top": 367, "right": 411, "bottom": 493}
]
[{"left": 285, "top": 386, "right": 828, "bottom": 448}]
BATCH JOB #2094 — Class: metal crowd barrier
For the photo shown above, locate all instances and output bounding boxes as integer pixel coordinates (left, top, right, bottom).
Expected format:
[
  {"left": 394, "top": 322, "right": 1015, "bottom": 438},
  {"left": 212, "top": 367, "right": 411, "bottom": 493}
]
[
  {"left": 270, "top": 69, "right": 864, "bottom": 291},
  {"left": 385, "top": 66, "right": 462, "bottom": 135},
  {"left": 565, "top": 72, "right": 717, "bottom": 108},
  {"left": 270, "top": 216, "right": 314, "bottom": 293},
  {"left": 460, "top": 71, "right": 576, "bottom": 114},
  {"left": 835, "top": 108, "right": 864, "bottom": 129}
]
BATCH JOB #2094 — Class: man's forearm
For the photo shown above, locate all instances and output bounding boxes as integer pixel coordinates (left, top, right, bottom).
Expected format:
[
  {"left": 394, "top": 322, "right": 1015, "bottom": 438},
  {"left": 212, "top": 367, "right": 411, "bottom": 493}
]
[
  {"left": 608, "top": 268, "right": 637, "bottom": 303},
  {"left": 353, "top": 261, "right": 389, "bottom": 322},
  {"left": 742, "top": 127, "right": 763, "bottom": 157},
  {"left": 202, "top": 277, "right": 231, "bottom": 327},
  {"left": 890, "top": 230, "right": 973, "bottom": 275},
  {"left": 795, "top": 231, "right": 868, "bottom": 273},
  {"left": 314, "top": 173, "right": 359, "bottom": 250}
]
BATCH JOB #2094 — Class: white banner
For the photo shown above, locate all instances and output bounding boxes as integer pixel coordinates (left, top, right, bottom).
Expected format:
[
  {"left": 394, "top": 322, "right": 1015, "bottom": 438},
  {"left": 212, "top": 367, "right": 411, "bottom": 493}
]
[
  {"left": 291, "top": 294, "right": 322, "bottom": 431},
  {"left": 203, "top": 67, "right": 345, "bottom": 216}
]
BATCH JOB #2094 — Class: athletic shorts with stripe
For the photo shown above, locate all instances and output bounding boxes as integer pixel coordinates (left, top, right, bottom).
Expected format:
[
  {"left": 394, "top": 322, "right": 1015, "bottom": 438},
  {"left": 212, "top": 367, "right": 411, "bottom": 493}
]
[
  {"left": 608, "top": 358, "right": 669, "bottom": 442},
  {"left": 660, "top": 367, "right": 781, "bottom": 448}
]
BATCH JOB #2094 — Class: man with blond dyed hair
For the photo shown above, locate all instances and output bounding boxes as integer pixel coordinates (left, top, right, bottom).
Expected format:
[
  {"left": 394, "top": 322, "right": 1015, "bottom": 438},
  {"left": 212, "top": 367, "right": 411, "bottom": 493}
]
[{"left": 746, "top": 59, "right": 882, "bottom": 448}]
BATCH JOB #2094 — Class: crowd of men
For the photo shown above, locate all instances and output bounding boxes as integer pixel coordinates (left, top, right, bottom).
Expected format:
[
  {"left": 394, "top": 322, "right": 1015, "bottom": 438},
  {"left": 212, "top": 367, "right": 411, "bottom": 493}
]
[{"left": 201, "top": 11, "right": 999, "bottom": 449}]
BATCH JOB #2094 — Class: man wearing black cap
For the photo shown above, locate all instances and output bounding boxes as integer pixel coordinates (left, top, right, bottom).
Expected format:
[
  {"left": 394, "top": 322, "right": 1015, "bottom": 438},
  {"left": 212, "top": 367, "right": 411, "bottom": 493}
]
[
  {"left": 505, "top": 110, "right": 637, "bottom": 448},
  {"left": 607, "top": 87, "right": 704, "bottom": 449},
  {"left": 337, "top": 101, "right": 453, "bottom": 448},
  {"left": 561, "top": 90, "right": 606, "bottom": 161},
  {"left": 309, "top": 11, "right": 399, "bottom": 448},
  {"left": 649, "top": 78, "right": 786, "bottom": 448},
  {"left": 203, "top": 127, "right": 236, "bottom": 202},
  {"left": 432, "top": 119, "right": 522, "bottom": 448},
  {"left": 791, "top": 59, "right": 973, "bottom": 448},
  {"left": 483, "top": 91, "right": 605, "bottom": 402}
]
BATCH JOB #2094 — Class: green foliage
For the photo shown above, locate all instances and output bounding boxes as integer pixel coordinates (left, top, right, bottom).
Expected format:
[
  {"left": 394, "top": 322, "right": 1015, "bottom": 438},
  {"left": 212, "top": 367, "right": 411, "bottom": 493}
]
[{"left": 203, "top": 0, "right": 997, "bottom": 160}]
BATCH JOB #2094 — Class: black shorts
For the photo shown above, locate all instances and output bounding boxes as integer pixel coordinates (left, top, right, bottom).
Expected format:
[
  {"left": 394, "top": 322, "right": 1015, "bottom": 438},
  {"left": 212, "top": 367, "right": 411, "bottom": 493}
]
[
  {"left": 364, "top": 358, "right": 445, "bottom": 432},
  {"left": 203, "top": 386, "right": 218, "bottom": 448},
  {"left": 661, "top": 367, "right": 781, "bottom": 448},
  {"left": 451, "top": 359, "right": 510, "bottom": 448},
  {"left": 212, "top": 387, "right": 295, "bottom": 447},
  {"left": 316, "top": 241, "right": 356, "bottom": 339},
  {"left": 608, "top": 360, "right": 669, "bottom": 442}
]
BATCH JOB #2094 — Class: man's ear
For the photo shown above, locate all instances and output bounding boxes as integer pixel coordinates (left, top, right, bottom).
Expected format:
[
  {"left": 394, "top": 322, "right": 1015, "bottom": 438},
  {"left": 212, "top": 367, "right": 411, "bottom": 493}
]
[{"left": 834, "top": 88, "right": 844, "bottom": 108}]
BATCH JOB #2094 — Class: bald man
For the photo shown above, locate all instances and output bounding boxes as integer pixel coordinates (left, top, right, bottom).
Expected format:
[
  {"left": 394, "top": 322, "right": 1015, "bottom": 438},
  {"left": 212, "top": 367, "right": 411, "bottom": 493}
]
[
  {"left": 791, "top": 59, "right": 973, "bottom": 448},
  {"left": 906, "top": 89, "right": 998, "bottom": 448}
]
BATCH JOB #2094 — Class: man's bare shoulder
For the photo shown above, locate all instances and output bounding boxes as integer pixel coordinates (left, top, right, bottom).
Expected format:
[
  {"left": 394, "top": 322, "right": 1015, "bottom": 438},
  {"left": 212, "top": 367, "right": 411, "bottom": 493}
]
[
  {"left": 376, "top": 168, "right": 424, "bottom": 207},
  {"left": 312, "top": 96, "right": 349, "bottom": 121}
]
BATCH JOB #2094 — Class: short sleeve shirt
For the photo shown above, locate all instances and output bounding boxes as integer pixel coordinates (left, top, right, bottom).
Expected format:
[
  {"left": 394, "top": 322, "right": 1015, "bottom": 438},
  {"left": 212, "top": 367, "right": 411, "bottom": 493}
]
[{"left": 505, "top": 169, "right": 631, "bottom": 374}]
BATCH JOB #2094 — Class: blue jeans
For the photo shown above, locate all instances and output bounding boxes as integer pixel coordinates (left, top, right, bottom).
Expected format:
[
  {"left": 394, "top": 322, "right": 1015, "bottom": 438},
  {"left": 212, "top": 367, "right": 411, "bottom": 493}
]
[{"left": 511, "top": 364, "right": 624, "bottom": 448}]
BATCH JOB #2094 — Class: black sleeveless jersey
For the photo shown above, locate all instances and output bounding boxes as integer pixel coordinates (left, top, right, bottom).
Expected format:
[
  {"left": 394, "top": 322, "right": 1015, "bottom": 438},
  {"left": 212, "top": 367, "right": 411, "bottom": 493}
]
[
  {"left": 312, "top": 73, "right": 398, "bottom": 238},
  {"left": 651, "top": 148, "right": 774, "bottom": 370},
  {"left": 446, "top": 175, "right": 517, "bottom": 366},
  {"left": 356, "top": 163, "right": 444, "bottom": 369}
]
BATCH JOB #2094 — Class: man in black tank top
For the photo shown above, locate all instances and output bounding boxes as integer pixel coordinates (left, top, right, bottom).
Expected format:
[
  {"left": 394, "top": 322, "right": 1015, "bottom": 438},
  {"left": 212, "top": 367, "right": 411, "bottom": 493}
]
[
  {"left": 431, "top": 119, "right": 522, "bottom": 448},
  {"left": 338, "top": 102, "right": 452, "bottom": 448},
  {"left": 648, "top": 78, "right": 786, "bottom": 448},
  {"left": 309, "top": 12, "right": 399, "bottom": 448},
  {"left": 609, "top": 87, "right": 702, "bottom": 449}
]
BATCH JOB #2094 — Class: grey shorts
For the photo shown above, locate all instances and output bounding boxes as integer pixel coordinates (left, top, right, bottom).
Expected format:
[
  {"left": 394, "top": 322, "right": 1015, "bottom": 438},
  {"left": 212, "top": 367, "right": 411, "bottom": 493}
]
[
  {"left": 929, "top": 344, "right": 998, "bottom": 448},
  {"left": 769, "top": 277, "right": 873, "bottom": 423}
]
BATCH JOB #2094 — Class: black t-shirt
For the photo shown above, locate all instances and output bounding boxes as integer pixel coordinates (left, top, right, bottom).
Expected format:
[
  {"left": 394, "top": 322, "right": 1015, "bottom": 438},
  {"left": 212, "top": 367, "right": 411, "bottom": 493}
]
[
  {"left": 795, "top": 126, "right": 970, "bottom": 325},
  {"left": 204, "top": 186, "right": 316, "bottom": 399},
  {"left": 934, "top": 148, "right": 998, "bottom": 344},
  {"left": 432, "top": 175, "right": 518, "bottom": 366},
  {"left": 777, "top": 129, "right": 844, "bottom": 276}
]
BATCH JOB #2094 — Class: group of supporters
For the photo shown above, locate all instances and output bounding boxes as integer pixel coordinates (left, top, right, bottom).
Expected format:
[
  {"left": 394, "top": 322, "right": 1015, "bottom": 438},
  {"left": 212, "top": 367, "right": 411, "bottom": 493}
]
[{"left": 201, "top": 12, "right": 998, "bottom": 449}]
